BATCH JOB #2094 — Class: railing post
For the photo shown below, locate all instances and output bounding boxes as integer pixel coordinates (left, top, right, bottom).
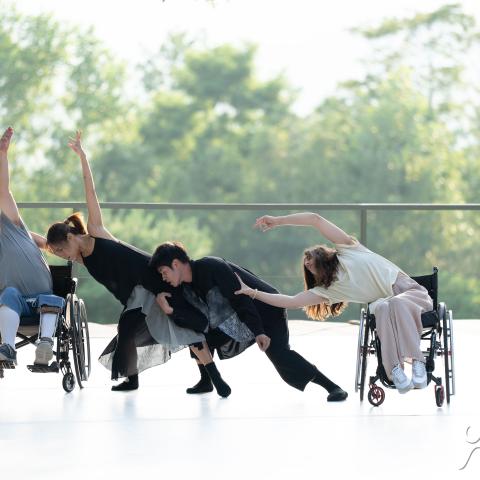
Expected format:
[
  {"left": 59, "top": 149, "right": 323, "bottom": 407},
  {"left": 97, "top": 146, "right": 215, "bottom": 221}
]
[{"left": 360, "top": 207, "right": 367, "bottom": 246}]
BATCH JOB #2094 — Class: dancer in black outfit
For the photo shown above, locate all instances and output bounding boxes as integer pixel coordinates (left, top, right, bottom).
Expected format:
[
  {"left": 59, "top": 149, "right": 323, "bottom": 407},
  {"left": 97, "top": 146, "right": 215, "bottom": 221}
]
[
  {"left": 46, "top": 132, "right": 230, "bottom": 396},
  {"left": 150, "top": 242, "right": 348, "bottom": 402}
]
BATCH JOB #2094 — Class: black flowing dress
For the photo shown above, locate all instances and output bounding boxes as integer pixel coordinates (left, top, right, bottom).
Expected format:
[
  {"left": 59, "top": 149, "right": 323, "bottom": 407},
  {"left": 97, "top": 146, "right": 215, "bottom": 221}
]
[{"left": 81, "top": 237, "right": 206, "bottom": 379}]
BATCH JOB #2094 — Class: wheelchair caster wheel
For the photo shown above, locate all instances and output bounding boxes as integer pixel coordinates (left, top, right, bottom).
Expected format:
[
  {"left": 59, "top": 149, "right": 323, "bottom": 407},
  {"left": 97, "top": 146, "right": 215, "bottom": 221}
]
[
  {"left": 368, "top": 385, "right": 385, "bottom": 407},
  {"left": 62, "top": 372, "right": 76, "bottom": 393},
  {"left": 435, "top": 385, "right": 444, "bottom": 407}
]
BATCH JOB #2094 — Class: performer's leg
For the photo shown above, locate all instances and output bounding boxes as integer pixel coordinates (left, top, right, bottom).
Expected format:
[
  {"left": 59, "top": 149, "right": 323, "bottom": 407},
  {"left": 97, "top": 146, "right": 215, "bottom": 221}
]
[
  {"left": 0, "top": 305, "right": 20, "bottom": 348},
  {"left": 0, "top": 287, "right": 25, "bottom": 364},
  {"left": 264, "top": 313, "right": 347, "bottom": 401},
  {"left": 187, "top": 344, "right": 214, "bottom": 394},
  {"left": 111, "top": 309, "right": 142, "bottom": 392},
  {"left": 190, "top": 341, "right": 231, "bottom": 398},
  {"left": 35, "top": 295, "right": 64, "bottom": 365}
]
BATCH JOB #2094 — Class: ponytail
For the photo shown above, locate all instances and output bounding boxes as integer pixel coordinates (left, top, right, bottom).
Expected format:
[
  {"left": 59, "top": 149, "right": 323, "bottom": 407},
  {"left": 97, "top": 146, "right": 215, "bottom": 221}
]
[
  {"left": 64, "top": 213, "right": 87, "bottom": 235},
  {"left": 47, "top": 212, "right": 88, "bottom": 246}
]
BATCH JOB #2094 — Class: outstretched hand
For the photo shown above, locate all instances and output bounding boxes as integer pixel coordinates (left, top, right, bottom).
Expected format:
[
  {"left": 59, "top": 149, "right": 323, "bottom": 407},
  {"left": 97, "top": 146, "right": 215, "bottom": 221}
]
[
  {"left": 254, "top": 215, "right": 279, "bottom": 232},
  {"left": 0, "top": 127, "right": 13, "bottom": 154},
  {"left": 68, "top": 130, "right": 86, "bottom": 158},
  {"left": 234, "top": 272, "right": 253, "bottom": 296}
]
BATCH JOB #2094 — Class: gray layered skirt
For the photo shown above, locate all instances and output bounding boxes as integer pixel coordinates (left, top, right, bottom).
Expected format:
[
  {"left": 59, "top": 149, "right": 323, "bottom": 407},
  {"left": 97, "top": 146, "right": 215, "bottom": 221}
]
[{"left": 98, "top": 286, "right": 205, "bottom": 379}]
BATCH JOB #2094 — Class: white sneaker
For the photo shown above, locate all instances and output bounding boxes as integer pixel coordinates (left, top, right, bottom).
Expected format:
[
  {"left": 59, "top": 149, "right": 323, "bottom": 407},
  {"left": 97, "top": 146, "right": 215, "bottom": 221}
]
[
  {"left": 391, "top": 365, "right": 413, "bottom": 394},
  {"left": 34, "top": 338, "right": 54, "bottom": 365},
  {"left": 412, "top": 360, "right": 427, "bottom": 389}
]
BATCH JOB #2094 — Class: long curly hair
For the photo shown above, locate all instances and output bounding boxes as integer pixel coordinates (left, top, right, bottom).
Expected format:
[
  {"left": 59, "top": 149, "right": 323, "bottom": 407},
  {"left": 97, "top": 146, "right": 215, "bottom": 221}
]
[{"left": 302, "top": 244, "right": 347, "bottom": 321}]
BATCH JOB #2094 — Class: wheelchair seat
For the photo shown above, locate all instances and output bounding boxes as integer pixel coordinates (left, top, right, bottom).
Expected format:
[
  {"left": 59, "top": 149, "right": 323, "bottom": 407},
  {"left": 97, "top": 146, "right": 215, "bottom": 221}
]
[{"left": 420, "top": 310, "right": 438, "bottom": 328}]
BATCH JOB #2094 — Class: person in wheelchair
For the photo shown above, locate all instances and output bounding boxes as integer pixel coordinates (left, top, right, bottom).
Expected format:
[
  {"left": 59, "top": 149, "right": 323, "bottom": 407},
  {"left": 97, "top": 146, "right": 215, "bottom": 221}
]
[
  {"left": 0, "top": 127, "right": 65, "bottom": 367},
  {"left": 46, "top": 131, "right": 229, "bottom": 395},
  {"left": 234, "top": 212, "right": 433, "bottom": 394}
]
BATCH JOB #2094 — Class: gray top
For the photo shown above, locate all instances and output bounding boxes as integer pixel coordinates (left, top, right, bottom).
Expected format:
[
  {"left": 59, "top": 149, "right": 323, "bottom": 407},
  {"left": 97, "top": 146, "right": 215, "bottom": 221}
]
[{"left": 0, "top": 211, "right": 52, "bottom": 296}]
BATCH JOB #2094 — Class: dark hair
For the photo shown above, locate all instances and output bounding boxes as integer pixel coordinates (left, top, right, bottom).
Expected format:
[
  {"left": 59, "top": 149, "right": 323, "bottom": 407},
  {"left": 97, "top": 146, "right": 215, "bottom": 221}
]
[
  {"left": 302, "top": 244, "right": 347, "bottom": 321},
  {"left": 150, "top": 241, "right": 190, "bottom": 270},
  {"left": 46, "top": 212, "right": 88, "bottom": 246}
]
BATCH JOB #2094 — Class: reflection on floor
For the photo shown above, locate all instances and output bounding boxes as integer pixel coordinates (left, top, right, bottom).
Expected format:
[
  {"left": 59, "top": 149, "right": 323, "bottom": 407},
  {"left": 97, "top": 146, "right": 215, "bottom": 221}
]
[{"left": 1, "top": 320, "right": 479, "bottom": 479}]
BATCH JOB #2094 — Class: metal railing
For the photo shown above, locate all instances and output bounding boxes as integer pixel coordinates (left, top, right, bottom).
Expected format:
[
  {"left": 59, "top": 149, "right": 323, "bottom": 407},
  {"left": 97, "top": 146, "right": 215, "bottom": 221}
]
[
  {"left": 18, "top": 201, "right": 479, "bottom": 319},
  {"left": 18, "top": 201, "right": 480, "bottom": 246}
]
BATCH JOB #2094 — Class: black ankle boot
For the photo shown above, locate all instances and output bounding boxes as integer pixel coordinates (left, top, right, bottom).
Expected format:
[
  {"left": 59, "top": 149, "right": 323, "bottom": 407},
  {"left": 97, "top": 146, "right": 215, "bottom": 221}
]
[
  {"left": 327, "top": 387, "right": 348, "bottom": 402},
  {"left": 112, "top": 374, "right": 139, "bottom": 392},
  {"left": 186, "top": 364, "right": 214, "bottom": 394},
  {"left": 205, "top": 362, "right": 231, "bottom": 398}
]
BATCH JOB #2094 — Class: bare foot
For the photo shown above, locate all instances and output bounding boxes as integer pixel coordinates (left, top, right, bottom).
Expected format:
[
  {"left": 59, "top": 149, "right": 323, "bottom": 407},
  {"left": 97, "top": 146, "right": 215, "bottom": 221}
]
[{"left": 0, "top": 127, "right": 13, "bottom": 154}]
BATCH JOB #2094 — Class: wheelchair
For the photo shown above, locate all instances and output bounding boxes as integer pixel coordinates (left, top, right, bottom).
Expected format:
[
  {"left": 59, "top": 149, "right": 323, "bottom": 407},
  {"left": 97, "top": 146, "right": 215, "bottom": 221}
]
[
  {"left": 0, "top": 262, "right": 91, "bottom": 393},
  {"left": 354, "top": 267, "right": 455, "bottom": 407}
]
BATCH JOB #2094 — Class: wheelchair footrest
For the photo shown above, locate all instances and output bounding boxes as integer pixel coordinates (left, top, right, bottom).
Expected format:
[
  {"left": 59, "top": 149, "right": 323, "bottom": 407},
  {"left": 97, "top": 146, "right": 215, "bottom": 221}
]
[
  {"left": 0, "top": 360, "right": 16, "bottom": 370},
  {"left": 27, "top": 361, "right": 59, "bottom": 373}
]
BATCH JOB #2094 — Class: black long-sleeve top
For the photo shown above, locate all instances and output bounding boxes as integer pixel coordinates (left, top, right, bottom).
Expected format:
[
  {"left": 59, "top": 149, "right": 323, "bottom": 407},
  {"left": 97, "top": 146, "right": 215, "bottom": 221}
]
[
  {"left": 189, "top": 256, "right": 284, "bottom": 337},
  {"left": 82, "top": 237, "right": 208, "bottom": 330}
]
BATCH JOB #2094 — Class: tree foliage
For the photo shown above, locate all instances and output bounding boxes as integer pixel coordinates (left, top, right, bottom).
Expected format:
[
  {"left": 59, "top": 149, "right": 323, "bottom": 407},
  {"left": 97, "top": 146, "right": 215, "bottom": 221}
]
[{"left": 1, "top": 1, "right": 479, "bottom": 320}]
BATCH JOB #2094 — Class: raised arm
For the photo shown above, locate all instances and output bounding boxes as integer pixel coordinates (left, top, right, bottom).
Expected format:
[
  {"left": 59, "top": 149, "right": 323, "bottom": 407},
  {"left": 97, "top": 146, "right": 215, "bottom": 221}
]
[
  {"left": 30, "top": 231, "right": 47, "bottom": 250},
  {"left": 234, "top": 273, "right": 327, "bottom": 309},
  {"left": 0, "top": 127, "right": 21, "bottom": 226},
  {"left": 254, "top": 212, "right": 354, "bottom": 245},
  {"left": 68, "top": 131, "right": 114, "bottom": 240}
]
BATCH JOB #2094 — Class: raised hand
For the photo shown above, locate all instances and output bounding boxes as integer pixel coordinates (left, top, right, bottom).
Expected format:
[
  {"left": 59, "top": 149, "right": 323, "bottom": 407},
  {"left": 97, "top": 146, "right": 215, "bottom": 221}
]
[
  {"left": 254, "top": 215, "right": 279, "bottom": 232},
  {"left": 67, "top": 130, "right": 85, "bottom": 158},
  {"left": 0, "top": 127, "right": 13, "bottom": 154}
]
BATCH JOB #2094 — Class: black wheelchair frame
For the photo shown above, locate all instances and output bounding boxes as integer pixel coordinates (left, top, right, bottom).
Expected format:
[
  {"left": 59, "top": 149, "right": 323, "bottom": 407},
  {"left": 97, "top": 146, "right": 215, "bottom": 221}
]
[
  {"left": 0, "top": 262, "right": 91, "bottom": 393},
  {"left": 354, "top": 267, "right": 455, "bottom": 407}
]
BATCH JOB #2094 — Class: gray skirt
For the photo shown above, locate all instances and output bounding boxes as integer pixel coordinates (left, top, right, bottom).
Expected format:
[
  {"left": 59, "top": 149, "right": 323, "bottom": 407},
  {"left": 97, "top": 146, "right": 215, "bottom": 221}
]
[{"left": 98, "top": 286, "right": 205, "bottom": 377}]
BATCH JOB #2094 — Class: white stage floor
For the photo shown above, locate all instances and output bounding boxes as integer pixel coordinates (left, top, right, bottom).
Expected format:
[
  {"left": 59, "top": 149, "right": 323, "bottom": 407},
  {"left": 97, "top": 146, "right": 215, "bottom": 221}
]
[{"left": 0, "top": 320, "right": 479, "bottom": 479}]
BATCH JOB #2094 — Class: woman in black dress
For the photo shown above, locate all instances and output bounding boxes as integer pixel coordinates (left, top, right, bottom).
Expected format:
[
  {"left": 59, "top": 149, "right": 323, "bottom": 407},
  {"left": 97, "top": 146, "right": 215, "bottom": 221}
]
[{"left": 46, "top": 132, "right": 230, "bottom": 396}]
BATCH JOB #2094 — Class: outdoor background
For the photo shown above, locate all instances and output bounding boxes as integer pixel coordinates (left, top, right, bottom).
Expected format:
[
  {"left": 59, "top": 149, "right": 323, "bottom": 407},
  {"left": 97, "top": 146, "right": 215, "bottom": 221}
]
[{"left": 1, "top": 0, "right": 479, "bottom": 322}]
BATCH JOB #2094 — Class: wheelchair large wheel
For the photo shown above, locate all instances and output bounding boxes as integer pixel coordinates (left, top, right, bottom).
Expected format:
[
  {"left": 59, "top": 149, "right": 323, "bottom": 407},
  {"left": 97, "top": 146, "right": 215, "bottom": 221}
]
[
  {"left": 355, "top": 308, "right": 370, "bottom": 402},
  {"left": 66, "top": 294, "right": 90, "bottom": 389},
  {"left": 439, "top": 302, "right": 455, "bottom": 403},
  {"left": 78, "top": 299, "right": 91, "bottom": 381},
  {"left": 66, "top": 294, "right": 82, "bottom": 389}
]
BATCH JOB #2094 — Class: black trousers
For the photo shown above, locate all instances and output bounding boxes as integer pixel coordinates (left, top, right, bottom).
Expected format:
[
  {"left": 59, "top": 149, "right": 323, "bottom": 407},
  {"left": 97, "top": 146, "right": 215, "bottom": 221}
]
[
  {"left": 194, "top": 313, "right": 318, "bottom": 391},
  {"left": 262, "top": 311, "right": 318, "bottom": 391}
]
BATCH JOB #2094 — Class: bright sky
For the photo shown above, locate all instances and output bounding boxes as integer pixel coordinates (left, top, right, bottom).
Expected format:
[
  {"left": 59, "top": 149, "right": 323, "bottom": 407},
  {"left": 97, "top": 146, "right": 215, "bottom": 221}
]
[{"left": 12, "top": 0, "right": 480, "bottom": 114}]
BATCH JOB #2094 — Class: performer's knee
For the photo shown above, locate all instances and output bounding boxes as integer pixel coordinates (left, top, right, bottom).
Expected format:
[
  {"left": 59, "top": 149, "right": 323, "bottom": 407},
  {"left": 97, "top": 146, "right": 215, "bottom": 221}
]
[{"left": 0, "top": 287, "right": 23, "bottom": 315}]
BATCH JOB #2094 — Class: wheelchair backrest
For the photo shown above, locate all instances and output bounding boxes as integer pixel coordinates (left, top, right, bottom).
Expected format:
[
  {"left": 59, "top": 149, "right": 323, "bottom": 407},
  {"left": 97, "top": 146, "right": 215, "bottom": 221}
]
[
  {"left": 49, "top": 262, "right": 74, "bottom": 298},
  {"left": 411, "top": 267, "right": 438, "bottom": 310}
]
